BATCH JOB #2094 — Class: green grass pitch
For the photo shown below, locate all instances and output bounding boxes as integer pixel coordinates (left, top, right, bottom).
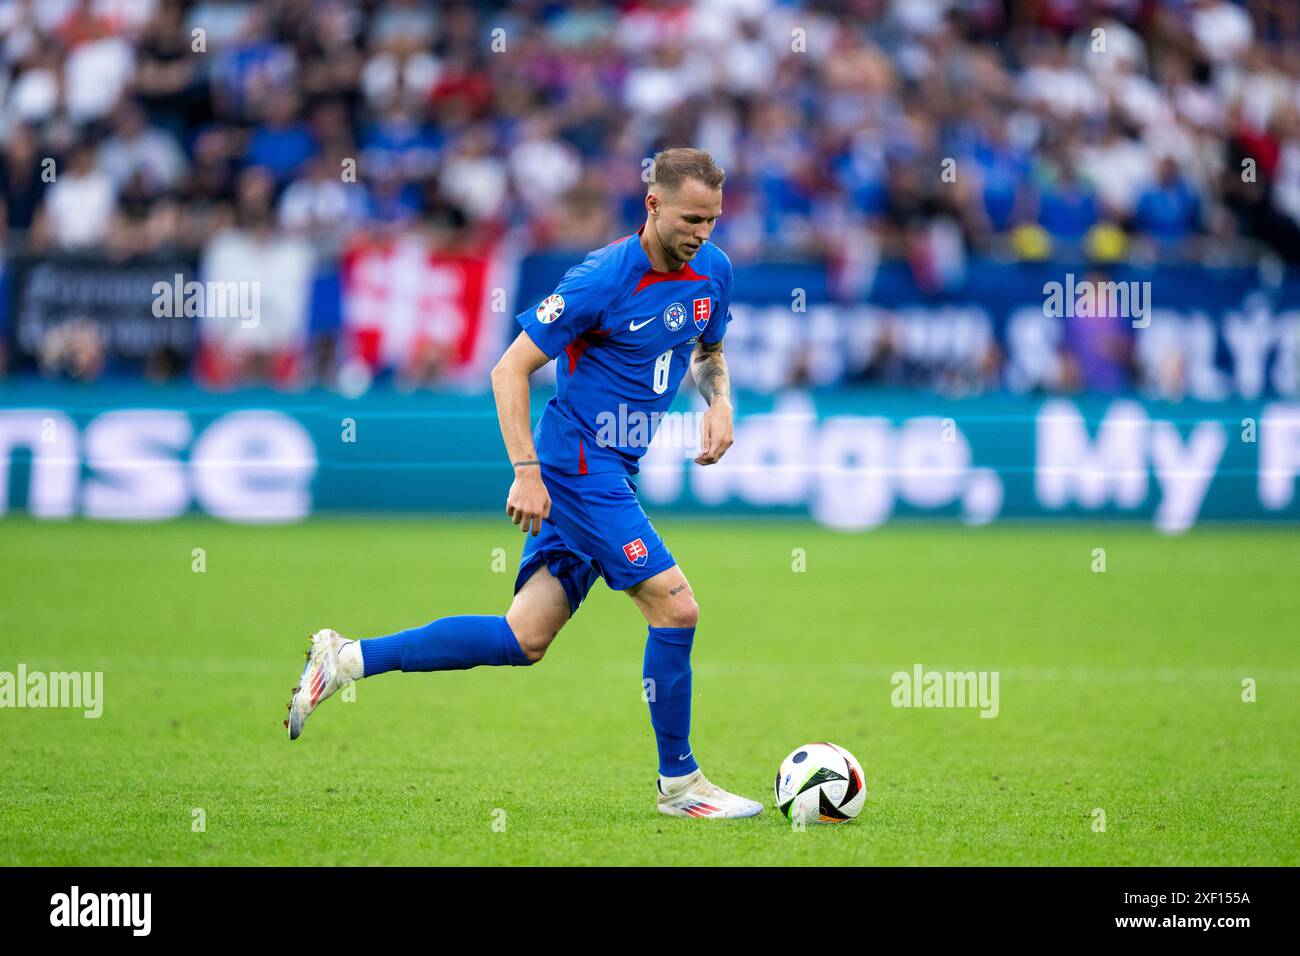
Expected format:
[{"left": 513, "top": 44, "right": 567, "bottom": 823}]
[{"left": 1, "top": 516, "right": 1296, "bottom": 866}]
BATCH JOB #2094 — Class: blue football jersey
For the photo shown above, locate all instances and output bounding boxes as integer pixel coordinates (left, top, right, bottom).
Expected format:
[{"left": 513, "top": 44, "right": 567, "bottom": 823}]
[{"left": 516, "top": 226, "right": 734, "bottom": 475}]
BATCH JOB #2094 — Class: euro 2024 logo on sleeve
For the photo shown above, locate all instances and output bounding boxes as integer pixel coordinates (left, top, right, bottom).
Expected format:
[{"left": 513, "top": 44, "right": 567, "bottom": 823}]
[
  {"left": 536, "top": 294, "right": 565, "bottom": 324},
  {"left": 663, "top": 302, "right": 687, "bottom": 331}
]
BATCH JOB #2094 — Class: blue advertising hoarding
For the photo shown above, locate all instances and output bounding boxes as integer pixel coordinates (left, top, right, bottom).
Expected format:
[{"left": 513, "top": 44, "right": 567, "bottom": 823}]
[{"left": 2, "top": 382, "right": 1297, "bottom": 532}]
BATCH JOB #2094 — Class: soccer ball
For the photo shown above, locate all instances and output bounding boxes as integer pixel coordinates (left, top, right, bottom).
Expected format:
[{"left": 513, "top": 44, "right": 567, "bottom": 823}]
[{"left": 774, "top": 741, "right": 866, "bottom": 824}]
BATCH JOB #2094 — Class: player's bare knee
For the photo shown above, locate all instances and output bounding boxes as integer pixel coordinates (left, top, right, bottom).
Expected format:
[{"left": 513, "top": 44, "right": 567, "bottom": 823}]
[
  {"left": 506, "top": 607, "right": 566, "bottom": 664},
  {"left": 518, "top": 630, "right": 555, "bottom": 663},
  {"left": 509, "top": 620, "right": 552, "bottom": 663},
  {"left": 663, "top": 594, "right": 699, "bottom": 629},
  {"left": 506, "top": 572, "right": 570, "bottom": 664}
]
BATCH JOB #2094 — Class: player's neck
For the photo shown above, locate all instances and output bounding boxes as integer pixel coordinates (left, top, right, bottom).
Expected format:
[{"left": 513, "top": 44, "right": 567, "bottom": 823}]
[{"left": 639, "top": 220, "right": 686, "bottom": 274}]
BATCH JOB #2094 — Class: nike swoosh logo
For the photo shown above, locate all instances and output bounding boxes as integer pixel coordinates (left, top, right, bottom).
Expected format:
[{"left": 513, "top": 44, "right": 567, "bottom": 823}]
[
  {"left": 629, "top": 317, "right": 655, "bottom": 331},
  {"left": 678, "top": 752, "right": 692, "bottom": 761}
]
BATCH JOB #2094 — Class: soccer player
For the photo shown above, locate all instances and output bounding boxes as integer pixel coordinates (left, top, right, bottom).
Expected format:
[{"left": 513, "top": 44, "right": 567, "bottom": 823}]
[{"left": 286, "top": 148, "right": 761, "bottom": 819}]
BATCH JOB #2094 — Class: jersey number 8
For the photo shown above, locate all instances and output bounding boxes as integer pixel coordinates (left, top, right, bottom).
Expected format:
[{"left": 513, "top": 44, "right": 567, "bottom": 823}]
[{"left": 652, "top": 350, "right": 672, "bottom": 394}]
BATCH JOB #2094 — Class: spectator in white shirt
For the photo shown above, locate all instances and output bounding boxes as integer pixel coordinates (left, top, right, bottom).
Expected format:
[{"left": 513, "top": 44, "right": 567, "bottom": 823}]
[
  {"left": 199, "top": 167, "right": 316, "bottom": 387},
  {"left": 97, "top": 99, "right": 188, "bottom": 194},
  {"left": 36, "top": 140, "right": 117, "bottom": 249}
]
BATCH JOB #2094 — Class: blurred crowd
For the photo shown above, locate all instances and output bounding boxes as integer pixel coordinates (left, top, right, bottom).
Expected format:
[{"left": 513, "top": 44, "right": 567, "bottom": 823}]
[{"left": 0, "top": 0, "right": 1298, "bottom": 390}]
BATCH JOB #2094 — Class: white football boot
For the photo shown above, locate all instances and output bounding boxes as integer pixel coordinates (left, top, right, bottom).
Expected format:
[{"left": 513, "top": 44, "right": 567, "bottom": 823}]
[
  {"left": 286, "top": 629, "right": 354, "bottom": 740},
  {"left": 657, "top": 769, "right": 763, "bottom": 819}
]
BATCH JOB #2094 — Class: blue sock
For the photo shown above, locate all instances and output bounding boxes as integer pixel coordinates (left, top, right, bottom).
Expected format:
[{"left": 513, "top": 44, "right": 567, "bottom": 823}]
[
  {"left": 359, "top": 616, "right": 531, "bottom": 676},
  {"left": 643, "top": 626, "right": 699, "bottom": 777}
]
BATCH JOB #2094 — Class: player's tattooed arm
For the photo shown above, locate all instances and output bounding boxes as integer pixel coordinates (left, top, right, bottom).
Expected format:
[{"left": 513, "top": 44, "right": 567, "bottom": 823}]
[
  {"left": 691, "top": 339, "right": 730, "bottom": 408},
  {"left": 692, "top": 340, "right": 733, "bottom": 465}
]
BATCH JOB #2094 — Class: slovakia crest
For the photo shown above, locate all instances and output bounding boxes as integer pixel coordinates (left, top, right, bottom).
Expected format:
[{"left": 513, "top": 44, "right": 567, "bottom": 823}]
[
  {"left": 693, "top": 297, "right": 711, "bottom": 331},
  {"left": 663, "top": 301, "right": 687, "bottom": 332},
  {"left": 536, "top": 294, "right": 565, "bottom": 324},
  {"left": 623, "top": 537, "right": 649, "bottom": 566}
]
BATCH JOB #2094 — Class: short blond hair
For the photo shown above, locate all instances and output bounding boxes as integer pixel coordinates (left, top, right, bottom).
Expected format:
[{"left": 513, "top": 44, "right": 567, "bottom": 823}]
[{"left": 649, "top": 147, "right": 725, "bottom": 193}]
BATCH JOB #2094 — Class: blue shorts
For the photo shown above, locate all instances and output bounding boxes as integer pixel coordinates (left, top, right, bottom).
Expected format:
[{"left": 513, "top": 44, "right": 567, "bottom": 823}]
[{"left": 514, "top": 465, "right": 677, "bottom": 616}]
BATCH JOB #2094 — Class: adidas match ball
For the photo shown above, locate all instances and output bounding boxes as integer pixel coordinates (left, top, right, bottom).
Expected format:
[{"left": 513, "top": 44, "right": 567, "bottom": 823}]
[{"left": 774, "top": 742, "right": 866, "bottom": 824}]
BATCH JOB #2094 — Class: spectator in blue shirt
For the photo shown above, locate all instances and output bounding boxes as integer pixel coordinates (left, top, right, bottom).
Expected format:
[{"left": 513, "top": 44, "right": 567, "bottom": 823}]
[
  {"left": 244, "top": 91, "right": 318, "bottom": 186},
  {"left": 1133, "top": 157, "right": 1200, "bottom": 244},
  {"left": 361, "top": 104, "right": 441, "bottom": 181},
  {"left": 1038, "top": 163, "right": 1099, "bottom": 244},
  {"left": 971, "top": 134, "right": 1032, "bottom": 232}
]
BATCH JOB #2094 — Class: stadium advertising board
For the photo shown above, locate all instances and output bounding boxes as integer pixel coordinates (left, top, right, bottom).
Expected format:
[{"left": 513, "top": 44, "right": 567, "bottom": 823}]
[
  {"left": 2, "top": 384, "right": 1296, "bottom": 531},
  {"left": 4, "top": 254, "right": 199, "bottom": 372}
]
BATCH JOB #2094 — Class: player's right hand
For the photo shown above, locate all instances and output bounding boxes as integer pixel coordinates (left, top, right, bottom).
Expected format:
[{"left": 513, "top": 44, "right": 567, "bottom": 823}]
[{"left": 506, "top": 468, "right": 551, "bottom": 535}]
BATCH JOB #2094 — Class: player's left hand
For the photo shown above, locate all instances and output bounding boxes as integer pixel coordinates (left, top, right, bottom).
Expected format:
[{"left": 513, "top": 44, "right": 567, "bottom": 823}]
[{"left": 695, "top": 400, "right": 734, "bottom": 465}]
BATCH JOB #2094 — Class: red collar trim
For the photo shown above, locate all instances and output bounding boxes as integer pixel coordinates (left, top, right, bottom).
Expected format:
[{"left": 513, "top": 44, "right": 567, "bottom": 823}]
[{"left": 632, "top": 224, "right": 709, "bottom": 294}]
